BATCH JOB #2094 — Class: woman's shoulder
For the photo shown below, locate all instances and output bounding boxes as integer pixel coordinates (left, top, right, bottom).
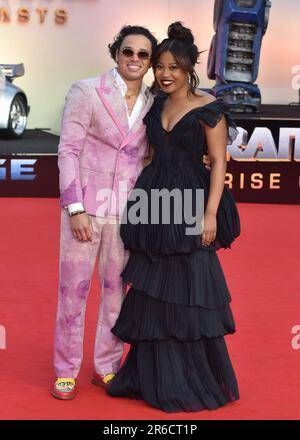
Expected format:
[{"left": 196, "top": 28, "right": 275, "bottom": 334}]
[
  {"left": 185, "top": 92, "right": 224, "bottom": 119},
  {"left": 192, "top": 92, "right": 239, "bottom": 144},
  {"left": 192, "top": 91, "right": 232, "bottom": 118},
  {"left": 193, "top": 90, "right": 217, "bottom": 107},
  {"left": 195, "top": 89, "right": 216, "bottom": 104}
]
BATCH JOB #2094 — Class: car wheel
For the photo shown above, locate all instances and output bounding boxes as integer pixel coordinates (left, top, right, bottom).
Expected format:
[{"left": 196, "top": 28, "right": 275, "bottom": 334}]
[{"left": 5, "top": 94, "right": 27, "bottom": 139}]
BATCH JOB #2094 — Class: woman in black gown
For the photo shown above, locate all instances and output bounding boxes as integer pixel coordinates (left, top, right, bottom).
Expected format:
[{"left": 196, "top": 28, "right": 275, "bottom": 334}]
[{"left": 107, "top": 22, "right": 241, "bottom": 413}]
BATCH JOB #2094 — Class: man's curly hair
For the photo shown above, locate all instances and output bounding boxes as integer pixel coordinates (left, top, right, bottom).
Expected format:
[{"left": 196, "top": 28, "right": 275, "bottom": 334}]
[{"left": 108, "top": 25, "right": 158, "bottom": 62}]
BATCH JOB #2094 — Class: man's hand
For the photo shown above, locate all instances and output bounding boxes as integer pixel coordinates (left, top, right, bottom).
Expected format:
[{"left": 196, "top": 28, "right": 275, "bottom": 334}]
[
  {"left": 203, "top": 153, "right": 212, "bottom": 171},
  {"left": 70, "top": 213, "right": 93, "bottom": 242}
]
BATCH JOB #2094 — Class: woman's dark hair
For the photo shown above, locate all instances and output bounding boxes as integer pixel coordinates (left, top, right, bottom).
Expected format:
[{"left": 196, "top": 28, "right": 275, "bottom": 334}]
[
  {"left": 109, "top": 25, "right": 158, "bottom": 61},
  {"left": 152, "top": 22, "right": 204, "bottom": 96}
]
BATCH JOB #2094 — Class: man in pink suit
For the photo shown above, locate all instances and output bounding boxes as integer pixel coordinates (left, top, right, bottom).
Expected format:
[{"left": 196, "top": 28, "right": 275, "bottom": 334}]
[{"left": 51, "top": 25, "right": 158, "bottom": 400}]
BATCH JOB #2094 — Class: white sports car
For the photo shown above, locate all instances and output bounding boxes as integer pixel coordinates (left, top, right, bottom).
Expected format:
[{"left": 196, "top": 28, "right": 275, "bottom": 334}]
[{"left": 0, "top": 64, "right": 30, "bottom": 138}]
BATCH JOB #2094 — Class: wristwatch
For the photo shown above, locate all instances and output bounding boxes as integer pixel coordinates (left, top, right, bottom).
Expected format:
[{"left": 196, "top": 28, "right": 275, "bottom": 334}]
[{"left": 69, "top": 209, "right": 86, "bottom": 217}]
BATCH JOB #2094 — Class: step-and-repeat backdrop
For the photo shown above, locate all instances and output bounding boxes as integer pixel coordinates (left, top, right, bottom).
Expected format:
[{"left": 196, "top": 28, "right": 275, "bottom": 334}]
[
  {"left": 1, "top": 112, "right": 299, "bottom": 204},
  {"left": 0, "top": 0, "right": 299, "bottom": 203}
]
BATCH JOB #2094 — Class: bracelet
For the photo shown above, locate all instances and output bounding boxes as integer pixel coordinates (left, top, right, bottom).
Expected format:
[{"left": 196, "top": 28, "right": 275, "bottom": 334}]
[{"left": 69, "top": 209, "right": 86, "bottom": 217}]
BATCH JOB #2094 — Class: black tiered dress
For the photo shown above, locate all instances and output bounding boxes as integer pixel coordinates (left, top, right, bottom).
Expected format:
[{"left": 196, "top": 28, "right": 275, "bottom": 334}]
[{"left": 107, "top": 94, "right": 241, "bottom": 412}]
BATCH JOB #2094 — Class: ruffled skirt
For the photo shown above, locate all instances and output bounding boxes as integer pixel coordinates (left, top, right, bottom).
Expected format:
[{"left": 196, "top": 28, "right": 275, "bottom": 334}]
[{"left": 107, "top": 248, "right": 240, "bottom": 412}]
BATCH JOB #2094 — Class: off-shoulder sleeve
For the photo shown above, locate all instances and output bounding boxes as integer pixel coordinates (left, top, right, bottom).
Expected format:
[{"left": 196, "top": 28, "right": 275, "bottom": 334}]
[{"left": 197, "top": 99, "right": 239, "bottom": 145}]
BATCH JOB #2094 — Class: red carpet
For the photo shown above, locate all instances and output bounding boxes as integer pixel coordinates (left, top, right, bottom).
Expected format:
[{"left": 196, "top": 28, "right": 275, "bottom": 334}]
[{"left": 0, "top": 198, "right": 299, "bottom": 420}]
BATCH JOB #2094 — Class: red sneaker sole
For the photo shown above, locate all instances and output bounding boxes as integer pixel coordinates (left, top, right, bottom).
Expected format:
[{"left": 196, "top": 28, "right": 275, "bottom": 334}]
[
  {"left": 51, "top": 389, "right": 77, "bottom": 400},
  {"left": 91, "top": 377, "right": 107, "bottom": 389}
]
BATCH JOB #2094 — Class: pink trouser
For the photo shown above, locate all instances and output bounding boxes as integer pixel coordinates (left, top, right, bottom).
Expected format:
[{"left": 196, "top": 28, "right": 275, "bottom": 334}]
[{"left": 54, "top": 210, "right": 128, "bottom": 378}]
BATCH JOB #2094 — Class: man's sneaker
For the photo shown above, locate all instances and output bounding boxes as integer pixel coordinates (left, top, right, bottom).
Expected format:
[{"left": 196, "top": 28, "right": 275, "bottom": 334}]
[
  {"left": 91, "top": 372, "right": 115, "bottom": 389},
  {"left": 51, "top": 378, "right": 77, "bottom": 400}
]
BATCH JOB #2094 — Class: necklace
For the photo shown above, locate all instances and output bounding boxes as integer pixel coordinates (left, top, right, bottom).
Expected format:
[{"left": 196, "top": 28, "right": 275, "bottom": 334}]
[
  {"left": 125, "top": 93, "right": 138, "bottom": 101},
  {"left": 125, "top": 86, "right": 141, "bottom": 100}
]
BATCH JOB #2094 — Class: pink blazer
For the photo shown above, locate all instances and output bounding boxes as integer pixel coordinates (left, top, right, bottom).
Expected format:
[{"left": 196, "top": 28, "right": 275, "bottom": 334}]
[{"left": 58, "top": 69, "right": 154, "bottom": 217}]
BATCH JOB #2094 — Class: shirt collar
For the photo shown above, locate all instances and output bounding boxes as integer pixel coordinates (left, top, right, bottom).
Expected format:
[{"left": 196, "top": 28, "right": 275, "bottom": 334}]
[{"left": 113, "top": 67, "right": 148, "bottom": 99}]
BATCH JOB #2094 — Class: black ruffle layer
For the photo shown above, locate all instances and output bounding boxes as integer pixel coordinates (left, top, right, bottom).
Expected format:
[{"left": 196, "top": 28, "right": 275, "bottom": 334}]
[
  {"left": 111, "top": 287, "right": 235, "bottom": 342},
  {"left": 121, "top": 248, "right": 231, "bottom": 308},
  {"left": 121, "top": 167, "right": 240, "bottom": 256},
  {"left": 107, "top": 338, "right": 239, "bottom": 413}
]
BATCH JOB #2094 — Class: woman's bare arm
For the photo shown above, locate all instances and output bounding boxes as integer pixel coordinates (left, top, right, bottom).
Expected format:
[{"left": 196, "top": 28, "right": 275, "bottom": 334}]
[
  {"left": 200, "top": 115, "right": 228, "bottom": 246},
  {"left": 203, "top": 114, "right": 228, "bottom": 215}
]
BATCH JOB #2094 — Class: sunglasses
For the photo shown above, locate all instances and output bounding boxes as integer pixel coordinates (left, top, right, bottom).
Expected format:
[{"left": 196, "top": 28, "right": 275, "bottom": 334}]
[{"left": 119, "top": 48, "right": 151, "bottom": 60}]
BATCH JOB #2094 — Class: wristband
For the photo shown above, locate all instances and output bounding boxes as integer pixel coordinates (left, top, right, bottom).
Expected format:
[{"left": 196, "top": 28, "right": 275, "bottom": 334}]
[{"left": 69, "top": 210, "right": 86, "bottom": 217}]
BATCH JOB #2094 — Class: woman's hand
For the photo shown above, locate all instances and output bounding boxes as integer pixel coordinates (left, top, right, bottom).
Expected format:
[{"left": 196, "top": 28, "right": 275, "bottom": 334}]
[
  {"left": 202, "top": 153, "right": 212, "bottom": 171},
  {"left": 143, "top": 145, "right": 154, "bottom": 167},
  {"left": 201, "top": 212, "right": 217, "bottom": 247}
]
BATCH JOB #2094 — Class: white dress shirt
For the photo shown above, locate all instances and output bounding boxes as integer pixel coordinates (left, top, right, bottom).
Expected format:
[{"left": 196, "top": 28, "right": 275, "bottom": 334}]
[
  {"left": 113, "top": 67, "right": 148, "bottom": 130},
  {"left": 68, "top": 69, "right": 148, "bottom": 215}
]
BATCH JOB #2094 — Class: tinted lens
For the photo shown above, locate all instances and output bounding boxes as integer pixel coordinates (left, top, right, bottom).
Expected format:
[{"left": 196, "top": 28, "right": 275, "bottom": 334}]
[
  {"left": 120, "top": 48, "right": 150, "bottom": 60},
  {"left": 137, "top": 51, "right": 150, "bottom": 60},
  {"left": 121, "top": 48, "right": 134, "bottom": 57}
]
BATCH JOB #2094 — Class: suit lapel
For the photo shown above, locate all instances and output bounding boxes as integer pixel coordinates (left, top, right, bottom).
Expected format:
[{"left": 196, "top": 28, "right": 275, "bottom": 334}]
[
  {"left": 95, "top": 70, "right": 129, "bottom": 139},
  {"left": 96, "top": 69, "right": 154, "bottom": 148}
]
